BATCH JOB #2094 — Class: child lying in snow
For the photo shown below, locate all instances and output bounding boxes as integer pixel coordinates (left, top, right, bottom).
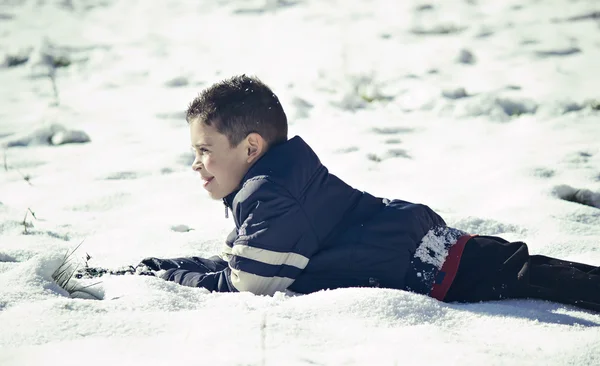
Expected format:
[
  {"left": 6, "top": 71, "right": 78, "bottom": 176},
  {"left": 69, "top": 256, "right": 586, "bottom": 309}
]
[{"left": 77, "top": 75, "right": 600, "bottom": 311}]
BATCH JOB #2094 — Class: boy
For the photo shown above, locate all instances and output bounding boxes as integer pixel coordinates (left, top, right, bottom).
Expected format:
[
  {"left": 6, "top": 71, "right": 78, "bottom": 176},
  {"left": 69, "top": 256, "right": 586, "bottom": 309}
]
[{"left": 79, "top": 75, "right": 600, "bottom": 311}]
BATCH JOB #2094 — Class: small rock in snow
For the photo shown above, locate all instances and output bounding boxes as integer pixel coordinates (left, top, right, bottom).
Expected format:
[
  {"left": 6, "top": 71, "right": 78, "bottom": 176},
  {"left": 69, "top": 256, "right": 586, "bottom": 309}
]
[
  {"left": 51, "top": 130, "right": 91, "bottom": 145},
  {"left": 3, "top": 48, "right": 32, "bottom": 68},
  {"left": 171, "top": 225, "right": 194, "bottom": 233},
  {"left": 457, "top": 49, "right": 475, "bottom": 64},
  {"left": 442, "top": 87, "right": 469, "bottom": 99},
  {"left": 165, "top": 77, "right": 189, "bottom": 87}
]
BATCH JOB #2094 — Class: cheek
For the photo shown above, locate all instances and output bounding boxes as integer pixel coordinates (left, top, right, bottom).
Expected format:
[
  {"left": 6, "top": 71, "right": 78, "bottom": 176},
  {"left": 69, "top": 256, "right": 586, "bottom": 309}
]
[
  {"left": 203, "top": 157, "right": 224, "bottom": 177},
  {"left": 202, "top": 156, "right": 214, "bottom": 170}
]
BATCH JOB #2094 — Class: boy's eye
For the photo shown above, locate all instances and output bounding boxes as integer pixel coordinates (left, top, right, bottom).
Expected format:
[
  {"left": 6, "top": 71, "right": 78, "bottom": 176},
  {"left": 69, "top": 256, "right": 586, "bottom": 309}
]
[{"left": 191, "top": 147, "right": 210, "bottom": 154}]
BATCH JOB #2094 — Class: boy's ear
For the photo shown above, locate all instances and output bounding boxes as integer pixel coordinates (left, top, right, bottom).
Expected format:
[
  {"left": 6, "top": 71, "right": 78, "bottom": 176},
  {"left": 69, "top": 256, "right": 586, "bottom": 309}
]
[{"left": 245, "top": 133, "right": 266, "bottom": 163}]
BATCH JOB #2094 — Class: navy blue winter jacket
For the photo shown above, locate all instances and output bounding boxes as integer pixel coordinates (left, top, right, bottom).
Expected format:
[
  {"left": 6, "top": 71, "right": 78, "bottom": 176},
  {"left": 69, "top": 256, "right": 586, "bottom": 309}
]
[{"left": 161, "top": 136, "right": 451, "bottom": 295}]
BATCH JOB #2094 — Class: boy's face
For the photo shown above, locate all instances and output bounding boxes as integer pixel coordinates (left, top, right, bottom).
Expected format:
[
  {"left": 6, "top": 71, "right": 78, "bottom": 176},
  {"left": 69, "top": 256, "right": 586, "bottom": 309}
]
[{"left": 189, "top": 120, "right": 254, "bottom": 200}]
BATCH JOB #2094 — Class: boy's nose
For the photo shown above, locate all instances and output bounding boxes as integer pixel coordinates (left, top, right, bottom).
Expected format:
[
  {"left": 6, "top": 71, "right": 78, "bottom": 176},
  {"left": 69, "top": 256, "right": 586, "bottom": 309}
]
[{"left": 192, "top": 160, "right": 202, "bottom": 171}]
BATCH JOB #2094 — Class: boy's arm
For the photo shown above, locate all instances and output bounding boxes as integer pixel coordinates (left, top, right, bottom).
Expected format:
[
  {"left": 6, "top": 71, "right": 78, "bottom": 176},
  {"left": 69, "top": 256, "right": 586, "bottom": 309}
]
[
  {"left": 158, "top": 266, "right": 236, "bottom": 292},
  {"left": 161, "top": 179, "right": 317, "bottom": 295},
  {"left": 155, "top": 229, "right": 236, "bottom": 291},
  {"left": 225, "top": 178, "right": 317, "bottom": 295}
]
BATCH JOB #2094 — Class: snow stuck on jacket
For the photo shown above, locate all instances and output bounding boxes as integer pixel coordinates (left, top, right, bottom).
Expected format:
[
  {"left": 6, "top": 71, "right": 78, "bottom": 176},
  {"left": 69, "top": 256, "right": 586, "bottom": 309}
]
[{"left": 414, "top": 227, "right": 467, "bottom": 269}]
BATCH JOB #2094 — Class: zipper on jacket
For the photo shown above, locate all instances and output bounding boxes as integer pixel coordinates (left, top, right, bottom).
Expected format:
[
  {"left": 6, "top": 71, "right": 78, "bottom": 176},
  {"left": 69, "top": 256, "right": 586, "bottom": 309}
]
[{"left": 223, "top": 199, "right": 229, "bottom": 219}]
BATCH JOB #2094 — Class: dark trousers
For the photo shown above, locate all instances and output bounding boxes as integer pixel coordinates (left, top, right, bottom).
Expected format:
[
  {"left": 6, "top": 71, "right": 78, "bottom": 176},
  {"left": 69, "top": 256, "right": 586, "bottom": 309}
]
[{"left": 444, "top": 236, "right": 600, "bottom": 312}]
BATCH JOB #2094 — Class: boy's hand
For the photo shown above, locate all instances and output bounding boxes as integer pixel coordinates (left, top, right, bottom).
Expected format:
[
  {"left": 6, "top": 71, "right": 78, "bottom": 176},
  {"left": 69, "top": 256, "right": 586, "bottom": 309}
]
[
  {"left": 138, "top": 257, "right": 164, "bottom": 271},
  {"left": 134, "top": 263, "right": 158, "bottom": 276}
]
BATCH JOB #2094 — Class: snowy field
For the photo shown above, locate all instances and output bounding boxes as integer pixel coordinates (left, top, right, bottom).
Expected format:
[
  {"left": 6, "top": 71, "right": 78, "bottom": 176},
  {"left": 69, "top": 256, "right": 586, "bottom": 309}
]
[{"left": 1, "top": 0, "right": 600, "bottom": 364}]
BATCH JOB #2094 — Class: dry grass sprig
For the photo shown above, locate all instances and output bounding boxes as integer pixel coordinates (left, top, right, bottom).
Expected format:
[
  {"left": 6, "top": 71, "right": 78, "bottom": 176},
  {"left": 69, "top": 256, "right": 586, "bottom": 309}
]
[
  {"left": 2, "top": 151, "right": 31, "bottom": 184},
  {"left": 51, "top": 240, "right": 103, "bottom": 300}
]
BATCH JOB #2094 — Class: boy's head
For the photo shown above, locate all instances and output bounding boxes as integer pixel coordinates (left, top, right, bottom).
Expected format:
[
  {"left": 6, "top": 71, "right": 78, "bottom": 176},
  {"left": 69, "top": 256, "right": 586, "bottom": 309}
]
[{"left": 186, "top": 75, "right": 288, "bottom": 200}]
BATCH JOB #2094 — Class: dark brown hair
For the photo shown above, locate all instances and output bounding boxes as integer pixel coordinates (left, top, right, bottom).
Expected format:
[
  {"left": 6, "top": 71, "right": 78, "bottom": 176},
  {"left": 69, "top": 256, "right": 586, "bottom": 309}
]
[{"left": 186, "top": 75, "right": 288, "bottom": 147}]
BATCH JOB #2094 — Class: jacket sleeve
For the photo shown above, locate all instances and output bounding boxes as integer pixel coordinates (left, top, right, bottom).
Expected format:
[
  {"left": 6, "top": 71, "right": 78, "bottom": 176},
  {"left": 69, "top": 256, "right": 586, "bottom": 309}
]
[
  {"left": 159, "top": 266, "right": 237, "bottom": 292},
  {"left": 223, "top": 178, "right": 318, "bottom": 295},
  {"left": 161, "top": 179, "right": 318, "bottom": 296},
  {"left": 157, "top": 229, "right": 238, "bottom": 292}
]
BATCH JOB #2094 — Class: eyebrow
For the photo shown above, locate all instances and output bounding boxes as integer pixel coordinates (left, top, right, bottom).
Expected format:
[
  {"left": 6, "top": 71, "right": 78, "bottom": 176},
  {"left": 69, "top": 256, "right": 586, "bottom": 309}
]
[{"left": 192, "top": 143, "right": 212, "bottom": 148}]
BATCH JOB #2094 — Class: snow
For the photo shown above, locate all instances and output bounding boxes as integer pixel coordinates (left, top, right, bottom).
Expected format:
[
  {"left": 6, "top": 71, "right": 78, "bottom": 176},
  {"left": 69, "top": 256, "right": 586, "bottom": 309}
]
[
  {"left": 1, "top": 0, "right": 600, "bottom": 364},
  {"left": 414, "top": 227, "right": 465, "bottom": 268}
]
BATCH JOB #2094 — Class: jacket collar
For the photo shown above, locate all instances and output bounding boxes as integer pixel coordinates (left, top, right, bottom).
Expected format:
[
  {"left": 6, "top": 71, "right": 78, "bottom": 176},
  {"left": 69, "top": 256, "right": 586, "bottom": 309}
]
[{"left": 222, "top": 135, "right": 319, "bottom": 209}]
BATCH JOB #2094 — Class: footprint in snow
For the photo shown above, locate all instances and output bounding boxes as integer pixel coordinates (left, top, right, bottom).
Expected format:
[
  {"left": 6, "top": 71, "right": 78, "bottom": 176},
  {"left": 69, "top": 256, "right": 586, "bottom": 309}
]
[
  {"left": 410, "top": 24, "right": 467, "bottom": 36},
  {"left": 535, "top": 47, "right": 581, "bottom": 57},
  {"left": 366, "top": 153, "right": 382, "bottom": 163},
  {"left": 475, "top": 29, "right": 494, "bottom": 38},
  {"left": 366, "top": 149, "right": 412, "bottom": 162},
  {"left": 24, "top": 230, "right": 70, "bottom": 241},
  {"left": 521, "top": 39, "right": 539, "bottom": 45},
  {"left": 335, "top": 146, "right": 360, "bottom": 154},
  {"left": 553, "top": 185, "right": 600, "bottom": 209},
  {"left": 372, "top": 127, "right": 414, "bottom": 135},
  {"left": 415, "top": 4, "right": 434, "bottom": 11},
  {"left": 386, "top": 148, "right": 412, "bottom": 159},
  {"left": 565, "top": 151, "right": 593, "bottom": 165},
  {"left": 532, "top": 168, "right": 555, "bottom": 178},
  {"left": 105, "top": 171, "right": 137, "bottom": 180},
  {"left": 233, "top": 0, "right": 299, "bottom": 14},
  {"left": 553, "top": 11, "right": 600, "bottom": 23},
  {"left": 292, "top": 98, "right": 314, "bottom": 119}
]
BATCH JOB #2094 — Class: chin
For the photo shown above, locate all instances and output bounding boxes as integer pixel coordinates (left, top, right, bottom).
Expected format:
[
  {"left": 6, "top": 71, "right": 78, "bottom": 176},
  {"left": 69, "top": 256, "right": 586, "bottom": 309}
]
[{"left": 208, "top": 192, "right": 225, "bottom": 200}]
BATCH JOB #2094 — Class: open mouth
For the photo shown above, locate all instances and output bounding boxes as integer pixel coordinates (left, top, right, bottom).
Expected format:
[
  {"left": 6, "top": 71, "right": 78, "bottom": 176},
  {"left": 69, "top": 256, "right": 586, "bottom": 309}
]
[{"left": 202, "top": 176, "right": 214, "bottom": 188}]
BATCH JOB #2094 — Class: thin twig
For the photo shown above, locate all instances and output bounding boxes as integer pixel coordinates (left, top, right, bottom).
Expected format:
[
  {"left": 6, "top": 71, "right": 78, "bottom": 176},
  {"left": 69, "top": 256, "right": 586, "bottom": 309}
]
[
  {"left": 3, "top": 151, "right": 32, "bottom": 184},
  {"left": 16, "top": 168, "right": 32, "bottom": 185},
  {"left": 49, "top": 70, "right": 60, "bottom": 106},
  {"left": 65, "top": 239, "right": 86, "bottom": 260},
  {"left": 22, "top": 210, "right": 29, "bottom": 234},
  {"left": 28, "top": 208, "right": 37, "bottom": 220}
]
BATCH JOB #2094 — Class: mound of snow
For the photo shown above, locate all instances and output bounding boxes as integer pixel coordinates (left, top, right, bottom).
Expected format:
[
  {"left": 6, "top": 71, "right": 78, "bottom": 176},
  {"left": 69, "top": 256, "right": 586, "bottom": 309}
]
[
  {"left": 3, "top": 124, "right": 90, "bottom": 148},
  {"left": 553, "top": 185, "right": 600, "bottom": 209},
  {"left": 450, "top": 217, "right": 527, "bottom": 236},
  {"left": 453, "top": 94, "right": 538, "bottom": 121}
]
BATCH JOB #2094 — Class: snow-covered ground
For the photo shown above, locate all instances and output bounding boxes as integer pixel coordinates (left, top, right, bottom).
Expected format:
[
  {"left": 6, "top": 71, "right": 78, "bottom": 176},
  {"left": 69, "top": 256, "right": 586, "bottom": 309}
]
[{"left": 1, "top": 0, "right": 600, "bottom": 364}]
